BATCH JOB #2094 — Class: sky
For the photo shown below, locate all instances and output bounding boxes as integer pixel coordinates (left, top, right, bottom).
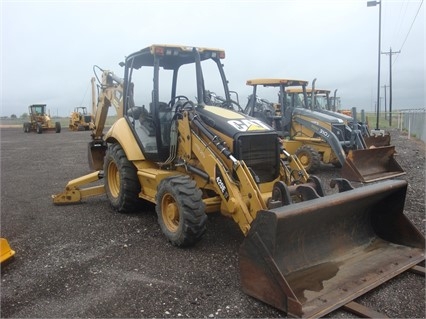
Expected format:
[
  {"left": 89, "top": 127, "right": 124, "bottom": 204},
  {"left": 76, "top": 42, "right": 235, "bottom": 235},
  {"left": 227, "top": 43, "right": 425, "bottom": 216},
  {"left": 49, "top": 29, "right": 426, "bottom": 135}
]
[{"left": 1, "top": 0, "right": 424, "bottom": 117}]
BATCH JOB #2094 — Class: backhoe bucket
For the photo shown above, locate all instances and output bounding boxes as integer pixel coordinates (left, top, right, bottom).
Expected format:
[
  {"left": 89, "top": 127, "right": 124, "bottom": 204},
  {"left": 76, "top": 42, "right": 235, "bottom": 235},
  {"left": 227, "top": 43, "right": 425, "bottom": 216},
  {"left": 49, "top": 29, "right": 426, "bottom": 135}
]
[
  {"left": 0, "top": 238, "right": 15, "bottom": 264},
  {"left": 88, "top": 140, "right": 107, "bottom": 171},
  {"left": 239, "top": 179, "right": 424, "bottom": 318},
  {"left": 341, "top": 145, "right": 405, "bottom": 183}
]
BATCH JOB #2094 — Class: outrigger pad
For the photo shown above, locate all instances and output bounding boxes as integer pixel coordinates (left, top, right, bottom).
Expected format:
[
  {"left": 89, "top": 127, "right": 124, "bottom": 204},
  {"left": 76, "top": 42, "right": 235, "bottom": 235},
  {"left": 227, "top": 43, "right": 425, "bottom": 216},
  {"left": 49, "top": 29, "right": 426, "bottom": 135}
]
[
  {"left": 0, "top": 238, "right": 15, "bottom": 264},
  {"left": 239, "top": 179, "right": 424, "bottom": 318}
]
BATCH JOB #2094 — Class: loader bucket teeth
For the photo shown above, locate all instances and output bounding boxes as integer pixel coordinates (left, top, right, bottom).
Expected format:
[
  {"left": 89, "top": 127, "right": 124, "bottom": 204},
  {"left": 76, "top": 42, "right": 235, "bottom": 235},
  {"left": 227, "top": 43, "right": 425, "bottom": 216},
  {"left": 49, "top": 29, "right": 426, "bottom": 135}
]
[
  {"left": 341, "top": 145, "right": 405, "bottom": 183},
  {"left": 239, "top": 179, "right": 424, "bottom": 318}
]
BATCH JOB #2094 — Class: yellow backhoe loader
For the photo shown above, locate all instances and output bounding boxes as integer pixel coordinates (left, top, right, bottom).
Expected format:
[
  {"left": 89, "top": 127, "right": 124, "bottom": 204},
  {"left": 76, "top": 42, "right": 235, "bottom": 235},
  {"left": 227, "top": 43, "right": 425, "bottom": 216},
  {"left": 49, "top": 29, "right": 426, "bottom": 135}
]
[
  {"left": 245, "top": 79, "right": 405, "bottom": 183},
  {"left": 289, "top": 83, "right": 391, "bottom": 148},
  {"left": 52, "top": 45, "right": 423, "bottom": 318}
]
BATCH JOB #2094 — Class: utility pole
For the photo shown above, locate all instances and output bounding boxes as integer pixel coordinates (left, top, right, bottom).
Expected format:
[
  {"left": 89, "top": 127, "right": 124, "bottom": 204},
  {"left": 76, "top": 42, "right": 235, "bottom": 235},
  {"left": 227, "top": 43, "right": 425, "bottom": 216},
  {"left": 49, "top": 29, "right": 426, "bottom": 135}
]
[
  {"left": 367, "top": 0, "right": 382, "bottom": 131},
  {"left": 381, "top": 47, "right": 400, "bottom": 126},
  {"left": 381, "top": 85, "right": 387, "bottom": 119}
]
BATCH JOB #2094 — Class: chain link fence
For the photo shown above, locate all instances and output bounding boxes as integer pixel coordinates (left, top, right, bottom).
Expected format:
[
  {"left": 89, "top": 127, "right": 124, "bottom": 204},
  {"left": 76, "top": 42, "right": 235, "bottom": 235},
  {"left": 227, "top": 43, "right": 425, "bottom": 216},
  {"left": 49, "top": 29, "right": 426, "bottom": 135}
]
[{"left": 395, "top": 108, "right": 426, "bottom": 143}]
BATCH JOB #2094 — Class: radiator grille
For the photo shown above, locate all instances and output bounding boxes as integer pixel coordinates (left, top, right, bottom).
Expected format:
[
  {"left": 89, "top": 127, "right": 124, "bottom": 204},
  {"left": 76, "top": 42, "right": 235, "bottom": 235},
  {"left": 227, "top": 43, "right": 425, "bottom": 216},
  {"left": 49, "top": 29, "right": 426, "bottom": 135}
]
[{"left": 235, "top": 133, "right": 280, "bottom": 183}]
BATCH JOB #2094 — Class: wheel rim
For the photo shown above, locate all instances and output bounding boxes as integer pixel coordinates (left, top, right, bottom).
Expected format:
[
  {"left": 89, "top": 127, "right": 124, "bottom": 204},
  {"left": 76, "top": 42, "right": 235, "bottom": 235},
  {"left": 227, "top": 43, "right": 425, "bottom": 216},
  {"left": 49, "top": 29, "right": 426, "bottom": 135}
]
[
  {"left": 107, "top": 161, "right": 120, "bottom": 198},
  {"left": 161, "top": 193, "right": 179, "bottom": 232},
  {"left": 298, "top": 152, "right": 310, "bottom": 166}
]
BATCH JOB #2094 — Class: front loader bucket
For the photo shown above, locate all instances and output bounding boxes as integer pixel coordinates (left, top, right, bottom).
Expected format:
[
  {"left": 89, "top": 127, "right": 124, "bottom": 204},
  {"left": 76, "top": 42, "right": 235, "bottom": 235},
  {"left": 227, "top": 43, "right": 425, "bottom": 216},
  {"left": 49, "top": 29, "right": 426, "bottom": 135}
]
[
  {"left": 341, "top": 145, "right": 405, "bottom": 183},
  {"left": 364, "top": 134, "right": 390, "bottom": 148},
  {"left": 239, "top": 179, "right": 424, "bottom": 318}
]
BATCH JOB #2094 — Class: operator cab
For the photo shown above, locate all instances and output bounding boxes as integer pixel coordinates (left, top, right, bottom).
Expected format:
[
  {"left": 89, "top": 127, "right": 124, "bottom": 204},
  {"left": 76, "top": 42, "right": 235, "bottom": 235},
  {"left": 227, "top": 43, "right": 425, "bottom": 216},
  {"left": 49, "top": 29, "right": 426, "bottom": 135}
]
[
  {"left": 123, "top": 45, "right": 232, "bottom": 162},
  {"left": 245, "top": 79, "right": 309, "bottom": 137},
  {"left": 29, "top": 104, "right": 46, "bottom": 116}
]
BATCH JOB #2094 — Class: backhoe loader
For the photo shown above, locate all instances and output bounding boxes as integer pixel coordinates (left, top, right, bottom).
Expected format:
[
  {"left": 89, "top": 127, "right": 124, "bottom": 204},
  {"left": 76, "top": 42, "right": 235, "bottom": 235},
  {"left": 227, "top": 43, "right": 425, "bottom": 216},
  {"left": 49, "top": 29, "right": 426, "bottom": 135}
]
[
  {"left": 52, "top": 45, "right": 424, "bottom": 318},
  {"left": 287, "top": 83, "right": 391, "bottom": 148},
  {"left": 245, "top": 79, "right": 405, "bottom": 183}
]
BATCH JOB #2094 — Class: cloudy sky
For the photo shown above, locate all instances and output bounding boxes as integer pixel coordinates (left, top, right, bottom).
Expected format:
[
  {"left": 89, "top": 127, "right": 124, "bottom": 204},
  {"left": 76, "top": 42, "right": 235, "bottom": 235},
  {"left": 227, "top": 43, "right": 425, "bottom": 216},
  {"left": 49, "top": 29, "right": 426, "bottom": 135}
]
[{"left": 1, "top": 0, "right": 424, "bottom": 117}]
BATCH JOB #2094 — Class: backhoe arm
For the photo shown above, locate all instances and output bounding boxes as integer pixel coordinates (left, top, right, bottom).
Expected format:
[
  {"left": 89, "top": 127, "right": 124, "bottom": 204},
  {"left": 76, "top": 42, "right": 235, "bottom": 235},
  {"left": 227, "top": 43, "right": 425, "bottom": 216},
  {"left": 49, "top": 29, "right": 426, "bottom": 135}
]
[{"left": 91, "top": 69, "right": 124, "bottom": 141}]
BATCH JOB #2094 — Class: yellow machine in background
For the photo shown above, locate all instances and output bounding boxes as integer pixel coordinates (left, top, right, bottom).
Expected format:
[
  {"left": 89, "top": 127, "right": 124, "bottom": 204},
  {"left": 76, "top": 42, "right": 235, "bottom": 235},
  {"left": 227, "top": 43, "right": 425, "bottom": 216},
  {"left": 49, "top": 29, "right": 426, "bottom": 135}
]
[
  {"left": 289, "top": 82, "right": 391, "bottom": 148},
  {"left": 52, "top": 45, "right": 423, "bottom": 318},
  {"left": 245, "top": 78, "right": 404, "bottom": 183},
  {"left": 69, "top": 107, "right": 94, "bottom": 131},
  {"left": 23, "top": 104, "right": 61, "bottom": 134},
  {"left": 0, "top": 238, "right": 15, "bottom": 264}
]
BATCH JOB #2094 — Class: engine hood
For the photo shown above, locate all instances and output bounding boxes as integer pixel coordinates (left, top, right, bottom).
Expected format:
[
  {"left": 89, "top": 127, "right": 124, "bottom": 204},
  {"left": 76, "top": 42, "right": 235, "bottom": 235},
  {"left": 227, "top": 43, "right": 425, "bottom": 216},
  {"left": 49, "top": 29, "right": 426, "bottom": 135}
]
[
  {"left": 317, "top": 109, "right": 353, "bottom": 122},
  {"left": 293, "top": 108, "right": 344, "bottom": 124},
  {"left": 196, "top": 105, "right": 273, "bottom": 137}
]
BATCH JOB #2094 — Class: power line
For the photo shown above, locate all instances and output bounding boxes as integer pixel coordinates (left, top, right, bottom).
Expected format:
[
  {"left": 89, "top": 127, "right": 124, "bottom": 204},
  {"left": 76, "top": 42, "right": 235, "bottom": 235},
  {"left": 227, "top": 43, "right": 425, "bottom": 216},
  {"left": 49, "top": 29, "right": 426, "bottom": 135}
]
[
  {"left": 393, "top": 0, "right": 424, "bottom": 65},
  {"left": 391, "top": 0, "right": 409, "bottom": 45}
]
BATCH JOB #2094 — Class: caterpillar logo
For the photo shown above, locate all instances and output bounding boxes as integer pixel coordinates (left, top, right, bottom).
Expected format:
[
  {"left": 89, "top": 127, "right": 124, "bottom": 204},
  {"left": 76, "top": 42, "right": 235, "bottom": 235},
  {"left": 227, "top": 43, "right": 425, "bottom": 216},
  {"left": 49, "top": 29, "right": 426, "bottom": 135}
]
[
  {"left": 215, "top": 166, "right": 229, "bottom": 200},
  {"left": 228, "top": 119, "right": 271, "bottom": 132}
]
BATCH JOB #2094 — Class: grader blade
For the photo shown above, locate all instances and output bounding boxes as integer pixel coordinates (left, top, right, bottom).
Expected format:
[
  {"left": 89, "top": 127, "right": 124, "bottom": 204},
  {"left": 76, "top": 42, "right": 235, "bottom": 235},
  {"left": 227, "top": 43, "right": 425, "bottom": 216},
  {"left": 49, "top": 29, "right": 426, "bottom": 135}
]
[
  {"left": 341, "top": 145, "right": 405, "bottom": 183},
  {"left": 239, "top": 179, "right": 424, "bottom": 318}
]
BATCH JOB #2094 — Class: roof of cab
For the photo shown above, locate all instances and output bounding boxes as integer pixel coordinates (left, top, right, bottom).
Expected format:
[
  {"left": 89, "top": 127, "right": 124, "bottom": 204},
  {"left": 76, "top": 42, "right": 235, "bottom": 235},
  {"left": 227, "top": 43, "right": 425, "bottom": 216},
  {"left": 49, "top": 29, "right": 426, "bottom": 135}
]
[
  {"left": 125, "top": 44, "right": 225, "bottom": 70},
  {"left": 246, "top": 78, "right": 308, "bottom": 87},
  {"left": 286, "top": 88, "right": 331, "bottom": 94}
]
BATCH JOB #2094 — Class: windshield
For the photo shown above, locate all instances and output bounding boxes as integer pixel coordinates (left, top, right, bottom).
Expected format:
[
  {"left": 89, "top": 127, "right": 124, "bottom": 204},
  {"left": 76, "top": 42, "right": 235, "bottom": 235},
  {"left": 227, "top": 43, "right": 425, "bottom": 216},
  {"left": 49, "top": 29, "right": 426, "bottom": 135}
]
[
  {"left": 31, "top": 105, "right": 45, "bottom": 115},
  {"left": 129, "top": 57, "right": 228, "bottom": 110},
  {"left": 315, "top": 95, "right": 329, "bottom": 110}
]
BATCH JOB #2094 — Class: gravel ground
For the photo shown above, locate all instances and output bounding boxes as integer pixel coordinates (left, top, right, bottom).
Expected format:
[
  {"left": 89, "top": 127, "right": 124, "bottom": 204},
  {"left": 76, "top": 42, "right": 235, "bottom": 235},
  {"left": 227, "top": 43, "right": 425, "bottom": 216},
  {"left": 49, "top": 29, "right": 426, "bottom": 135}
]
[{"left": 1, "top": 127, "right": 424, "bottom": 318}]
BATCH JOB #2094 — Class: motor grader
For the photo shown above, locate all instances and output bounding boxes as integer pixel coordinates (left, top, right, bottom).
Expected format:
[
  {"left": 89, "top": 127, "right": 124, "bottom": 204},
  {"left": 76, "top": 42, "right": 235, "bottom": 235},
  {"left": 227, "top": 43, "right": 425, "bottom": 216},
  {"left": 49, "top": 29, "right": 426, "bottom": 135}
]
[
  {"left": 69, "top": 106, "right": 93, "bottom": 131},
  {"left": 52, "top": 45, "right": 424, "bottom": 318},
  {"left": 23, "top": 104, "right": 61, "bottom": 134},
  {"left": 245, "top": 79, "right": 405, "bottom": 183}
]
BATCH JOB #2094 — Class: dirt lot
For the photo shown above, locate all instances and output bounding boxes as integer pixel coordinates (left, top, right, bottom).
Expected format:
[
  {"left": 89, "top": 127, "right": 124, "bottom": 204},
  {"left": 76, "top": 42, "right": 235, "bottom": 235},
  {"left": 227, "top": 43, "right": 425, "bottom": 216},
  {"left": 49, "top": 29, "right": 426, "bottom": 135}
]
[{"left": 1, "top": 127, "right": 424, "bottom": 318}]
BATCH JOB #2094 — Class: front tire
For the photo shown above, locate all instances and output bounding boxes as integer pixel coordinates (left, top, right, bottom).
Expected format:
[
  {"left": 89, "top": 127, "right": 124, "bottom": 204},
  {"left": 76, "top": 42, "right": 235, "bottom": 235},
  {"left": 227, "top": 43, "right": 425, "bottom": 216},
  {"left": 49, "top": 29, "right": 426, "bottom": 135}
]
[
  {"left": 104, "top": 143, "right": 141, "bottom": 213},
  {"left": 156, "top": 175, "right": 207, "bottom": 247},
  {"left": 36, "top": 123, "right": 43, "bottom": 134},
  {"left": 295, "top": 145, "right": 321, "bottom": 173}
]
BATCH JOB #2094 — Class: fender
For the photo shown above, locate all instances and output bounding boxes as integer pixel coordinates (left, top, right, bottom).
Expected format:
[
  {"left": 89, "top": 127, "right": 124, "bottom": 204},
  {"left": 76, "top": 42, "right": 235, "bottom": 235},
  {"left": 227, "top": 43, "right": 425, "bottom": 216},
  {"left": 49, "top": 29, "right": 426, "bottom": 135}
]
[{"left": 105, "top": 117, "right": 145, "bottom": 161}]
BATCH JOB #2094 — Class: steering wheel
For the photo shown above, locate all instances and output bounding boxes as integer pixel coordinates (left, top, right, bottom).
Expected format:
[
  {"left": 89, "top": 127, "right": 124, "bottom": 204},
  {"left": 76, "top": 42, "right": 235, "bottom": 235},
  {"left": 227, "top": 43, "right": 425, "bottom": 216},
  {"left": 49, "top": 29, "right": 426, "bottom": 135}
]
[{"left": 168, "top": 95, "right": 189, "bottom": 109}]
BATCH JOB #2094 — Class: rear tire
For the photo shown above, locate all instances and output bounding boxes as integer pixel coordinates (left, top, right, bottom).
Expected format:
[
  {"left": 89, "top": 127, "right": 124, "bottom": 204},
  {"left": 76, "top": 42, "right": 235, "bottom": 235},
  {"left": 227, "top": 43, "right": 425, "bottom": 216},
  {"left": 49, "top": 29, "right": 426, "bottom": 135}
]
[
  {"left": 104, "top": 143, "right": 141, "bottom": 213},
  {"left": 156, "top": 175, "right": 207, "bottom": 247},
  {"left": 55, "top": 122, "right": 61, "bottom": 133},
  {"left": 295, "top": 145, "right": 321, "bottom": 173}
]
